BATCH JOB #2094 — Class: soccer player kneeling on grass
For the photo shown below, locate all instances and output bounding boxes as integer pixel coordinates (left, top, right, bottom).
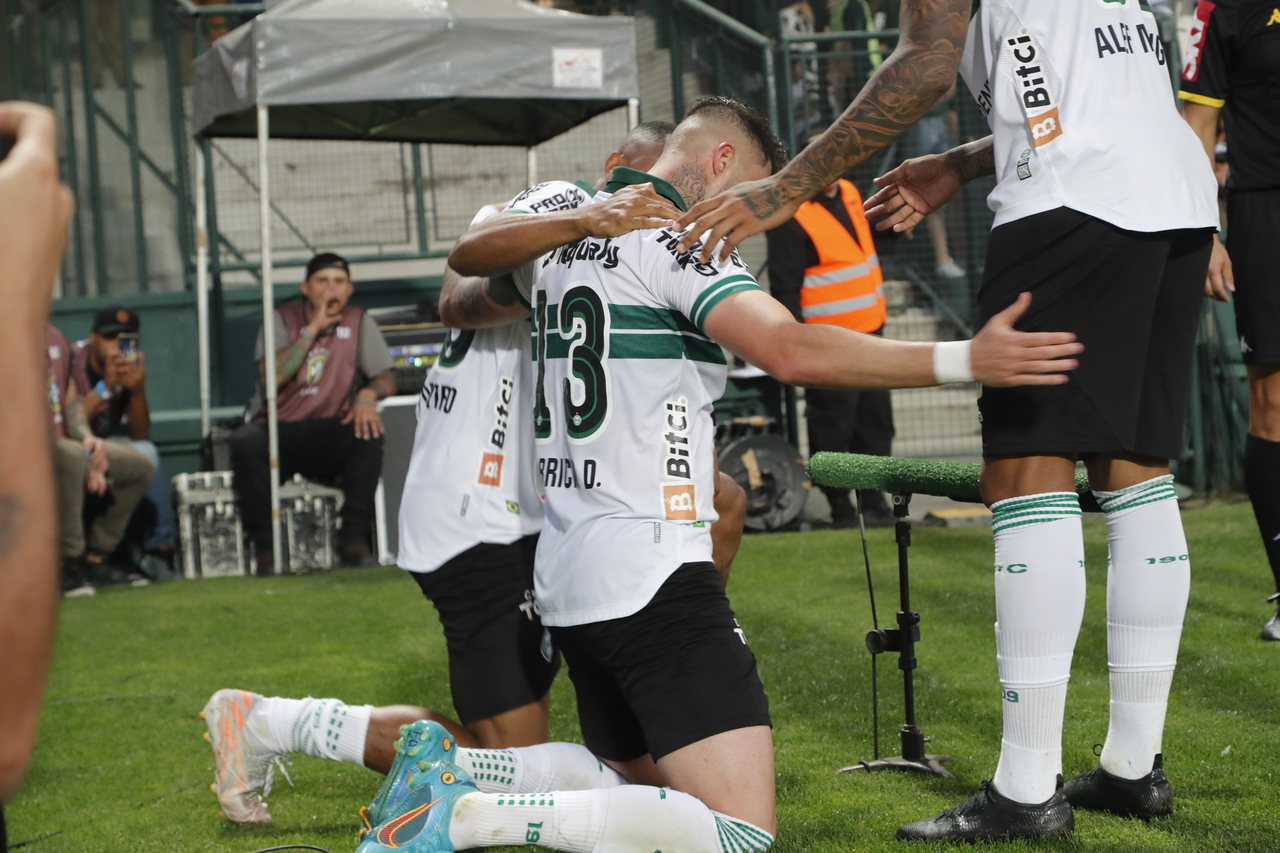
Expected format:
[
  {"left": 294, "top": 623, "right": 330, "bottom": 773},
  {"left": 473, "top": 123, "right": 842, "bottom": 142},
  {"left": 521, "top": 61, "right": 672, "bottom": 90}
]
[
  {"left": 862, "top": 1, "right": 1219, "bottom": 841},
  {"left": 336, "top": 96, "right": 1081, "bottom": 853},
  {"left": 199, "top": 124, "right": 749, "bottom": 825}
]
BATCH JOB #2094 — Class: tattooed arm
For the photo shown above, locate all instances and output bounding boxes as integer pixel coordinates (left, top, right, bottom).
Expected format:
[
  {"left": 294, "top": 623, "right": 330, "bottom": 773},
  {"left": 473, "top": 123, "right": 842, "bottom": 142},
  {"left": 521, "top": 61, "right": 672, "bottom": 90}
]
[
  {"left": 0, "top": 102, "right": 73, "bottom": 803},
  {"left": 438, "top": 266, "right": 530, "bottom": 330},
  {"left": 863, "top": 135, "right": 994, "bottom": 232},
  {"left": 676, "top": 0, "right": 972, "bottom": 260}
]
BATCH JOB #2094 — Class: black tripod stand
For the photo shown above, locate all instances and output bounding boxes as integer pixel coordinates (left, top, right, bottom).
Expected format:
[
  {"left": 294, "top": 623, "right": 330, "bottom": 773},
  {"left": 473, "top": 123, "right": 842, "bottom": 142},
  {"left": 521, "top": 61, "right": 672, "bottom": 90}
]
[{"left": 840, "top": 492, "right": 951, "bottom": 777}]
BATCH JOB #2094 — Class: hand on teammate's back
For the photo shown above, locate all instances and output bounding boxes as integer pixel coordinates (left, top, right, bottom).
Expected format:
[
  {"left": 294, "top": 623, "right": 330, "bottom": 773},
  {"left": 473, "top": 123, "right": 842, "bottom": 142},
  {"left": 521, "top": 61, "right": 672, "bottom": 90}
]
[
  {"left": 970, "top": 293, "right": 1083, "bottom": 387},
  {"left": 863, "top": 155, "right": 964, "bottom": 233},
  {"left": 582, "top": 183, "right": 680, "bottom": 238}
]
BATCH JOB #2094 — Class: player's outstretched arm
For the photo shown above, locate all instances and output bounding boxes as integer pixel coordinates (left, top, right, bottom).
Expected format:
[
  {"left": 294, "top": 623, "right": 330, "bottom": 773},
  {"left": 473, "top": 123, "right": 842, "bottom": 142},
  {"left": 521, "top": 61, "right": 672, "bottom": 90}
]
[
  {"left": 864, "top": 135, "right": 993, "bottom": 232},
  {"left": 675, "top": 0, "right": 971, "bottom": 261},
  {"left": 703, "top": 291, "right": 1080, "bottom": 391},
  {"left": 449, "top": 184, "right": 678, "bottom": 277}
]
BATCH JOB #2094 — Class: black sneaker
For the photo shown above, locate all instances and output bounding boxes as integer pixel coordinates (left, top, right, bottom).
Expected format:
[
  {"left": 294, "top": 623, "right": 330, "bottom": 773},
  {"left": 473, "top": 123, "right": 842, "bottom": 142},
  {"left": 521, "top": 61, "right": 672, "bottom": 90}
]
[
  {"left": 59, "top": 557, "right": 95, "bottom": 599},
  {"left": 1062, "top": 753, "right": 1173, "bottom": 819},
  {"left": 896, "top": 778, "right": 1074, "bottom": 841}
]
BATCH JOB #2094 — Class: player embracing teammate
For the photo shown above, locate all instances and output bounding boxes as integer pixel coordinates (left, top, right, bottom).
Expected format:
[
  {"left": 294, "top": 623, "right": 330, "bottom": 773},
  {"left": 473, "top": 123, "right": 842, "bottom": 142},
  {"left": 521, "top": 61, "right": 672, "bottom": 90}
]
[{"left": 345, "top": 94, "right": 1080, "bottom": 853}]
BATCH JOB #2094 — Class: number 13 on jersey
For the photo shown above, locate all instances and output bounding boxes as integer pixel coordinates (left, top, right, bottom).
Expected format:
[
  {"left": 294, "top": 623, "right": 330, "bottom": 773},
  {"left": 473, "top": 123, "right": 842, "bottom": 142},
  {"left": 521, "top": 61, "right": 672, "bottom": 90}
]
[{"left": 533, "top": 282, "right": 612, "bottom": 444}]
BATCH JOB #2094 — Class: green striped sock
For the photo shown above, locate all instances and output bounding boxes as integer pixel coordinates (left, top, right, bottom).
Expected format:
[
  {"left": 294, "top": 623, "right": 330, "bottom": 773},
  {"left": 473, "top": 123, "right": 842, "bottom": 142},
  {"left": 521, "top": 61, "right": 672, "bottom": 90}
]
[
  {"left": 1093, "top": 474, "right": 1177, "bottom": 515},
  {"left": 990, "top": 492, "right": 1081, "bottom": 534},
  {"left": 714, "top": 813, "right": 774, "bottom": 853}
]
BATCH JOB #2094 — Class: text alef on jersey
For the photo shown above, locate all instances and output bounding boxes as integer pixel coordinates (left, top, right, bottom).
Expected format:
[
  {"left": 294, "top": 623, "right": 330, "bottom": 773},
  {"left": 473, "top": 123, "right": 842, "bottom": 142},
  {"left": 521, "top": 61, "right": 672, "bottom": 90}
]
[
  {"left": 540, "top": 456, "right": 600, "bottom": 490},
  {"left": 421, "top": 381, "right": 457, "bottom": 414},
  {"left": 1094, "top": 21, "right": 1164, "bottom": 65}
]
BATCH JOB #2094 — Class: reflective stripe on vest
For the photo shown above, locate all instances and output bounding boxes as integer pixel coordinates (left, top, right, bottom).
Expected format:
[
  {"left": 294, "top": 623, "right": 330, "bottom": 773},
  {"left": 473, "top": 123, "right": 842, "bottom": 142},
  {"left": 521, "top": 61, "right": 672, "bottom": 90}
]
[{"left": 792, "top": 179, "right": 885, "bottom": 333}]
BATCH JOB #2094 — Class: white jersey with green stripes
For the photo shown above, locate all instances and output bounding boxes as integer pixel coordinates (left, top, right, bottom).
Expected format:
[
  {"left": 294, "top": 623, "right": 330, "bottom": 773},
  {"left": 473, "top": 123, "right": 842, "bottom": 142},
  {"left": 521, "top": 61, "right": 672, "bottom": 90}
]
[
  {"left": 509, "top": 172, "right": 761, "bottom": 627},
  {"left": 961, "top": 0, "right": 1216, "bottom": 232},
  {"left": 397, "top": 320, "right": 544, "bottom": 573}
]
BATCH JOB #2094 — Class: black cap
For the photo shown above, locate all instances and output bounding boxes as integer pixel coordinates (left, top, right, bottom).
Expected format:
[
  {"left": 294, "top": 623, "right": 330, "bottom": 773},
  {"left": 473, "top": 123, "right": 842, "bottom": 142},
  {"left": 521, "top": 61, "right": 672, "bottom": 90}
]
[
  {"left": 92, "top": 305, "right": 140, "bottom": 336},
  {"left": 305, "top": 252, "right": 351, "bottom": 281}
]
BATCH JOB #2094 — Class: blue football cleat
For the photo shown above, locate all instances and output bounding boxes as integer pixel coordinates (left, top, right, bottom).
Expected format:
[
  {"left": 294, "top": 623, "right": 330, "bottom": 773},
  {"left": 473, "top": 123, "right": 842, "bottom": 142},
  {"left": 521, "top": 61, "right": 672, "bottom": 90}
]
[
  {"left": 355, "top": 760, "right": 477, "bottom": 852},
  {"left": 362, "top": 721, "right": 459, "bottom": 834}
]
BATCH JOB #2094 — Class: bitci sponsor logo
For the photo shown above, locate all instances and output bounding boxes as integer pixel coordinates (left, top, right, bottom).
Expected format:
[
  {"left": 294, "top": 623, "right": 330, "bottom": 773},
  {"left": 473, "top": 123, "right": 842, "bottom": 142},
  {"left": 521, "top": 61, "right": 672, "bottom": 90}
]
[
  {"left": 663, "top": 484, "right": 697, "bottom": 521},
  {"left": 478, "top": 452, "right": 503, "bottom": 487}
]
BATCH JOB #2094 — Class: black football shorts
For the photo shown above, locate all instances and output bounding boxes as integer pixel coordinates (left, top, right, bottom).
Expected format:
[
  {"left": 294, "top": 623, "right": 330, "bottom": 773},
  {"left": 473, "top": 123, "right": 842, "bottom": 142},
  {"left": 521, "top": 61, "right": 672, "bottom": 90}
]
[
  {"left": 977, "top": 207, "right": 1213, "bottom": 459},
  {"left": 410, "top": 535, "right": 559, "bottom": 724},
  {"left": 1227, "top": 188, "right": 1280, "bottom": 365},
  {"left": 550, "top": 561, "right": 771, "bottom": 763}
]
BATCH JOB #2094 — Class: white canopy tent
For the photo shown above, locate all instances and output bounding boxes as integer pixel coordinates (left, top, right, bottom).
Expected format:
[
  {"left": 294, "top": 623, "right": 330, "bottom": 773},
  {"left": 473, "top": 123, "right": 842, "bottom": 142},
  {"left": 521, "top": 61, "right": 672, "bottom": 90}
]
[{"left": 191, "top": 0, "right": 638, "bottom": 571}]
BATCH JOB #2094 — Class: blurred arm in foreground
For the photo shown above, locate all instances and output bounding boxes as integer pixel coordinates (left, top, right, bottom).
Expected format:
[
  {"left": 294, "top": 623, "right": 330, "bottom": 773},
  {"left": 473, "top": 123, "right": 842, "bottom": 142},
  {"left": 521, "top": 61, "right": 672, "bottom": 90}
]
[{"left": 0, "top": 101, "right": 74, "bottom": 804}]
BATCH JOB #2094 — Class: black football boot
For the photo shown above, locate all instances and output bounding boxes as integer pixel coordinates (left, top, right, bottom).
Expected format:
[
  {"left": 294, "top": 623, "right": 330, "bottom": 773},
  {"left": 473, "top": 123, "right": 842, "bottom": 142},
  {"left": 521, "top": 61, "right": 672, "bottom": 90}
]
[
  {"left": 896, "top": 777, "right": 1074, "bottom": 841},
  {"left": 1062, "top": 753, "right": 1173, "bottom": 820}
]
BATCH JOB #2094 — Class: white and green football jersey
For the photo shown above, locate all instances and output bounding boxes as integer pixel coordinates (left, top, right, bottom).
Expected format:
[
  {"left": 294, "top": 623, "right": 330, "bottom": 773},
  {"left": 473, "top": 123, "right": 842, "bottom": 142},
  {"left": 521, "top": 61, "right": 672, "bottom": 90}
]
[
  {"left": 509, "top": 169, "right": 762, "bottom": 627},
  {"left": 397, "top": 319, "right": 544, "bottom": 573},
  {"left": 961, "top": 0, "right": 1216, "bottom": 232}
]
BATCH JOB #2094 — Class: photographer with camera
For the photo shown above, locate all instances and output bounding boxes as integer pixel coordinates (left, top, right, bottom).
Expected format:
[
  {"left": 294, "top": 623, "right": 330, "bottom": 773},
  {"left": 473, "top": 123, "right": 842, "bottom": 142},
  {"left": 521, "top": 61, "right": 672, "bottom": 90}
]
[{"left": 69, "top": 306, "right": 176, "bottom": 580}]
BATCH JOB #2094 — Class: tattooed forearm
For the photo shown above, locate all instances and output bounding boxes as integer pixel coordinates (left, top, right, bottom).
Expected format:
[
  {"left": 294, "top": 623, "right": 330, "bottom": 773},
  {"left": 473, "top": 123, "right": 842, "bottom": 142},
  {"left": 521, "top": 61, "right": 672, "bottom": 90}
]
[
  {"left": 275, "top": 335, "right": 314, "bottom": 385},
  {"left": 0, "top": 495, "right": 22, "bottom": 556},
  {"left": 942, "top": 135, "right": 996, "bottom": 184},
  {"left": 443, "top": 268, "right": 522, "bottom": 325},
  {"left": 65, "top": 397, "right": 90, "bottom": 441},
  {"left": 760, "top": 0, "right": 971, "bottom": 213}
]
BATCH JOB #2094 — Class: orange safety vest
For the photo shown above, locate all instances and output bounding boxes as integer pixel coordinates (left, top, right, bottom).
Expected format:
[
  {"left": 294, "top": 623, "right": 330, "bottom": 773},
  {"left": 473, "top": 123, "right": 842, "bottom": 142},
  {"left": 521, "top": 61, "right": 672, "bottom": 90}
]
[{"left": 792, "top": 179, "right": 885, "bottom": 333}]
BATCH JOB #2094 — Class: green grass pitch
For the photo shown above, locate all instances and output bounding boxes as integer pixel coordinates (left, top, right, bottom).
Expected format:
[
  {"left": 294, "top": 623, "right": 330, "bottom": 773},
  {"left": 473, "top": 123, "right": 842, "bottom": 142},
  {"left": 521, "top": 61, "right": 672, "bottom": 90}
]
[{"left": 9, "top": 501, "right": 1280, "bottom": 852}]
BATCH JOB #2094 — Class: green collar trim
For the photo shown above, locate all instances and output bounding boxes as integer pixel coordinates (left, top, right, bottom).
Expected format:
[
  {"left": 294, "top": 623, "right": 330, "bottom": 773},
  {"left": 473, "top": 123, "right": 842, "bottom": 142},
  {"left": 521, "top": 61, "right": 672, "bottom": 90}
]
[
  {"left": 602, "top": 166, "right": 688, "bottom": 212},
  {"left": 573, "top": 179, "right": 598, "bottom": 197}
]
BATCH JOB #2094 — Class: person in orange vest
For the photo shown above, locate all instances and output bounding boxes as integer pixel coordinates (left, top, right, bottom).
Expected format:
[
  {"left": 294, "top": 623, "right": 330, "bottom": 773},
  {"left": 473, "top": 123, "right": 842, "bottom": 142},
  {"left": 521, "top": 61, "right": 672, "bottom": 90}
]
[{"left": 766, "top": 175, "right": 894, "bottom": 528}]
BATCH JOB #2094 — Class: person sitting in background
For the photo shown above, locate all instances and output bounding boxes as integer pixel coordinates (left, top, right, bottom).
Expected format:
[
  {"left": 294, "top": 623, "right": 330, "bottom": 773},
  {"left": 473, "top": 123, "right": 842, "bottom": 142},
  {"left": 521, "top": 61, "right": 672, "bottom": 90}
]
[
  {"left": 231, "top": 252, "right": 395, "bottom": 572},
  {"left": 47, "top": 324, "right": 154, "bottom": 596},
  {"left": 69, "top": 306, "right": 176, "bottom": 580},
  {"left": 767, "top": 173, "right": 895, "bottom": 528}
]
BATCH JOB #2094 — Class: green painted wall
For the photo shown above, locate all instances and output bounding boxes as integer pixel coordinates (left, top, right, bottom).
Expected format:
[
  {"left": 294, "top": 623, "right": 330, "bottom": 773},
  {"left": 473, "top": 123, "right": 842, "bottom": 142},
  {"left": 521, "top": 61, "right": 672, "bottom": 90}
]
[{"left": 49, "top": 275, "right": 442, "bottom": 477}]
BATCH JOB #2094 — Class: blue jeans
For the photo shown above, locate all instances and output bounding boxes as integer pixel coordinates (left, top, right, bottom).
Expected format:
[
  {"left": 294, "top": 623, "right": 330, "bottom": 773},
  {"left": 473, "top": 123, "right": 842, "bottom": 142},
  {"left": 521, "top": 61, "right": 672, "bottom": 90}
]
[{"left": 109, "top": 438, "right": 175, "bottom": 551}]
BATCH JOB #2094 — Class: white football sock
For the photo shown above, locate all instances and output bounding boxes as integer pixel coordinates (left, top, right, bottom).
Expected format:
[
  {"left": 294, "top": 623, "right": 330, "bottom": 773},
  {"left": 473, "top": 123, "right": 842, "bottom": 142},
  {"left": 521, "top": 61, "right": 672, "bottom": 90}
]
[
  {"left": 246, "top": 696, "right": 371, "bottom": 766},
  {"left": 1094, "top": 475, "right": 1188, "bottom": 780},
  {"left": 455, "top": 742, "right": 627, "bottom": 794},
  {"left": 988, "top": 492, "right": 1086, "bottom": 804},
  {"left": 447, "top": 786, "right": 773, "bottom": 853}
]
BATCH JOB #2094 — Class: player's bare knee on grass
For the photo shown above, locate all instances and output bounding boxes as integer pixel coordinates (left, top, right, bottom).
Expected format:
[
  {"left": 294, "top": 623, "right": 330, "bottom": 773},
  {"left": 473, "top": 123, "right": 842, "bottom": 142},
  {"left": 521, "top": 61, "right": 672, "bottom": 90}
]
[{"left": 658, "top": 726, "right": 777, "bottom": 835}]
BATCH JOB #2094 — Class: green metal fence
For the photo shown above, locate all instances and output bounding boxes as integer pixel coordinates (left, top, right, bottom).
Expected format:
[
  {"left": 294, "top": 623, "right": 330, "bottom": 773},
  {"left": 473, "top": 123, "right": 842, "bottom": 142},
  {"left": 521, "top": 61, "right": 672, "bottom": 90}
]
[{"left": 2, "top": 0, "right": 1253, "bottom": 494}]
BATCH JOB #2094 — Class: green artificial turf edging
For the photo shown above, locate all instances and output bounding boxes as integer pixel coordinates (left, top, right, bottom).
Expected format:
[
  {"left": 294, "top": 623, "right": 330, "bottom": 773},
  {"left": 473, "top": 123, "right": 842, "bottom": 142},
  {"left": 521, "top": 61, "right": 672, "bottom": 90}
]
[{"left": 9, "top": 502, "right": 1280, "bottom": 852}]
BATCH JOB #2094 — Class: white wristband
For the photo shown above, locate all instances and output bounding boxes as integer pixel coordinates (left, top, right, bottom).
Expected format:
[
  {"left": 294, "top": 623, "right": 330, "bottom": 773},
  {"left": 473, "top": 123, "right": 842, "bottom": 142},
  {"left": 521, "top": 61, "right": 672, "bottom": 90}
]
[{"left": 933, "top": 340, "right": 973, "bottom": 384}]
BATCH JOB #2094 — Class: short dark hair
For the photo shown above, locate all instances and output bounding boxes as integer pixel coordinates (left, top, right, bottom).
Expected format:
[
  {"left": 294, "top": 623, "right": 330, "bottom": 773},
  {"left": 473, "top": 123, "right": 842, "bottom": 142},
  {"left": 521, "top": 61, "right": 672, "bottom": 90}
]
[
  {"left": 625, "top": 120, "right": 676, "bottom": 149},
  {"left": 616, "top": 121, "right": 676, "bottom": 163},
  {"left": 305, "top": 252, "right": 350, "bottom": 281},
  {"left": 683, "top": 96, "right": 788, "bottom": 175}
]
